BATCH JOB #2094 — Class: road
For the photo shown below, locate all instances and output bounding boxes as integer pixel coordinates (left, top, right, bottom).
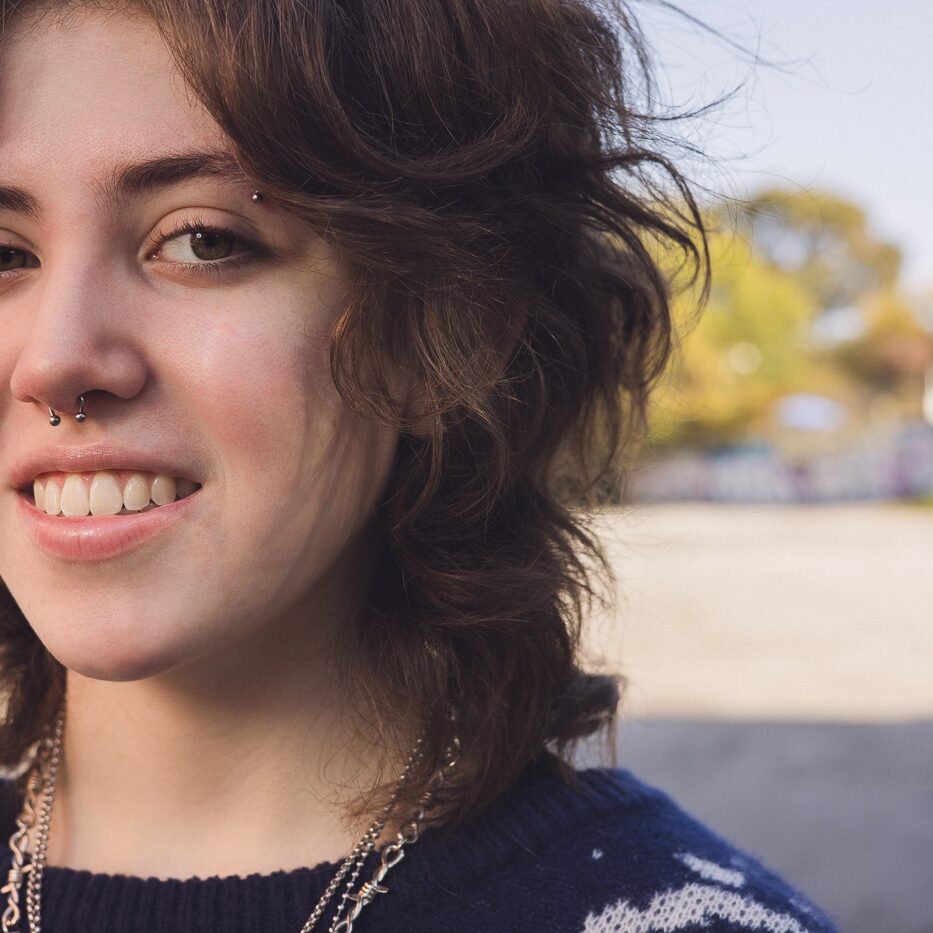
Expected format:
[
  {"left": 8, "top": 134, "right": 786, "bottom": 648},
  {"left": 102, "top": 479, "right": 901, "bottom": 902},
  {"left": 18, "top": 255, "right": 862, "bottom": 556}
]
[
  {"left": 578, "top": 503, "right": 933, "bottom": 932},
  {"left": 584, "top": 501, "right": 933, "bottom": 721}
]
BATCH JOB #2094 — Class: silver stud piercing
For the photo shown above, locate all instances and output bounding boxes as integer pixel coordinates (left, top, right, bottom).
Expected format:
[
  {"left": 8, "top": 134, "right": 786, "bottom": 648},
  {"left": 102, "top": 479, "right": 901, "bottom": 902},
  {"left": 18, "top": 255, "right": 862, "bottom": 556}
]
[
  {"left": 251, "top": 190, "right": 264, "bottom": 203},
  {"left": 48, "top": 395, "right": 87, "bottom": 426}
]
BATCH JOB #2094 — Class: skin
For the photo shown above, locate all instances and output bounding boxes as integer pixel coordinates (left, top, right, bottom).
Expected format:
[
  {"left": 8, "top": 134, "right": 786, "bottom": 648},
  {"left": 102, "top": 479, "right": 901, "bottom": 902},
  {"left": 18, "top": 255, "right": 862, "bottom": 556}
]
[{"left": 0, "top": 8, "right": 415, "bottom": 877}]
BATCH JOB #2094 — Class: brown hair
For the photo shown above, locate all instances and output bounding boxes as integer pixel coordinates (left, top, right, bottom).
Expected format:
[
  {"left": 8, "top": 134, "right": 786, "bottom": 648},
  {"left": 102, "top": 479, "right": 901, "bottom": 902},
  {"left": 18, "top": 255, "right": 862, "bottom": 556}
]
[{"left": 0, "top": 0, "right": 708, "bottom": 829}]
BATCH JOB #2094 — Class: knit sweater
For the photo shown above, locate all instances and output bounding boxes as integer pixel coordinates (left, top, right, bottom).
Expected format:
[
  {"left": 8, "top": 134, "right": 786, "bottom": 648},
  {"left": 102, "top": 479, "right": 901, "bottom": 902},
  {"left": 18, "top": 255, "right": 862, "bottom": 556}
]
[{"left": 0, "top": 754, "right": 839, "bottom": 932}]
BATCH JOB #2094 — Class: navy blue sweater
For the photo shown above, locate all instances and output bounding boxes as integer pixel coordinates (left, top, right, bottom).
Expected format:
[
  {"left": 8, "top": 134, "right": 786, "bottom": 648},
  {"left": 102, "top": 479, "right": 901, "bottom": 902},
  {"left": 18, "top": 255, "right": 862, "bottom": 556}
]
[{"left": 0, "top": 755, "right": 839, "bottom": 932}]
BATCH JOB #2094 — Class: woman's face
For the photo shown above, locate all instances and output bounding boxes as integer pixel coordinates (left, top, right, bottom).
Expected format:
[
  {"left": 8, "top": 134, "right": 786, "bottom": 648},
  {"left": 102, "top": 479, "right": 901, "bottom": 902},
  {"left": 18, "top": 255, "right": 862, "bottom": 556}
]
[{"left": 0, "top": 9, "right": 400, "bottom": 681}]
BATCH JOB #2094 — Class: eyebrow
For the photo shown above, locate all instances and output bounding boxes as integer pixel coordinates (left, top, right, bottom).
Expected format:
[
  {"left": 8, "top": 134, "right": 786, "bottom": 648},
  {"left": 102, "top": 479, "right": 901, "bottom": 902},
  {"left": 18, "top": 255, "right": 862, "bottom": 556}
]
[{"left": 0, "top": 148, "right": 253, "bottom": 220}]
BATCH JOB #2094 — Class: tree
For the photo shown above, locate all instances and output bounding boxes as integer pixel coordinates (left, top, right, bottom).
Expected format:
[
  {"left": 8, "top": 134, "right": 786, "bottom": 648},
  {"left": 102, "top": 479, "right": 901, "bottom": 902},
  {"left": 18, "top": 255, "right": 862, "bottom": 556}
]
[
  {"left": 647, "top": 219, "right": 816, "bottom": 450},
  {"left": 737, "top": 188, "right": 901, "bottom": 310},
  {"left": 830, "top": 292, "right": 933, "bottom": 394},
  {"left": 644, "top": 187, "right": 925, "bottom": 452}
]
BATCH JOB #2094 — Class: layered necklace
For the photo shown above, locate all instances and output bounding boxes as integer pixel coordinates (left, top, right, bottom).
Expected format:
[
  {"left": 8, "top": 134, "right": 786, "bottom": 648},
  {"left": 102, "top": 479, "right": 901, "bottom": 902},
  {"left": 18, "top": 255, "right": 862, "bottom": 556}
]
[{"left": 1, "top": 696, "right": 460, "bottom": 933}]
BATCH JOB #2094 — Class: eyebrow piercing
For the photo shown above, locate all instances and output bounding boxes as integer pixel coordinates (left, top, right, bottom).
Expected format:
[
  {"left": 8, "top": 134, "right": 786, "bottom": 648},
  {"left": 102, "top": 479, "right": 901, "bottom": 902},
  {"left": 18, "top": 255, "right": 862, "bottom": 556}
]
[
  {"left": 48, "top": 394, "right": 87, "bottom": 426},
  {"left": 251, "top": 190, "right": 264, "bottom": 203}
]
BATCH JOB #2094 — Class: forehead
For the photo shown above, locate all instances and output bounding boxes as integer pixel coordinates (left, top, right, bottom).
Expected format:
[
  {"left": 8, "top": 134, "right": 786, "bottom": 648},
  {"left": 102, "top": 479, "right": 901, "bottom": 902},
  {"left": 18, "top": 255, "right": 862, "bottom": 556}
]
[{"left": 0, "top": 7, "right": 229, "bottom": 202}]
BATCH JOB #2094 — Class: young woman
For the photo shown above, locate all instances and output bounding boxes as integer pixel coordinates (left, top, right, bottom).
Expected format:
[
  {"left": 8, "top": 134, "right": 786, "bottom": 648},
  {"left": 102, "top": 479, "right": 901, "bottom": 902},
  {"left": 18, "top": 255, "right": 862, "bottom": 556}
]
[{"left": 0, "top": 1, "right": 838, "bottom": 930}]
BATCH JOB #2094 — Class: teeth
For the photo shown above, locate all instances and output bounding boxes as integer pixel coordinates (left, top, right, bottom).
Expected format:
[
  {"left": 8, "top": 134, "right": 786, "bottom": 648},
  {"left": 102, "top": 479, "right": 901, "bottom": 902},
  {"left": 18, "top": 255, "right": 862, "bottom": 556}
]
[
  {"left": 122, "top": 474, "right": 151, "bottom": 512},
  {"left": 89, "top": 473, "right": 123, "bottom": 516},
  {"left": 44, "top": 481, "right": 61, "bottom": 516},
  {"left": 151, "top": 475, "right": 176, "bottom": 506},
  {"left": 61, "top": 474, "right": 90, "bottom": 516},
  {"left": 32, "top": 471, "right": 198, "bottom": 517}
]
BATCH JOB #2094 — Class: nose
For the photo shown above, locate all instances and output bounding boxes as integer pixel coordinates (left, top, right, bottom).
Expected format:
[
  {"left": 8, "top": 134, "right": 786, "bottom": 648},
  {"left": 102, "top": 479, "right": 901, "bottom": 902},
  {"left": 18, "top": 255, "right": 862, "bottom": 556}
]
[{"left": 8, "top": 253, "right": 148, "bottom": 426}]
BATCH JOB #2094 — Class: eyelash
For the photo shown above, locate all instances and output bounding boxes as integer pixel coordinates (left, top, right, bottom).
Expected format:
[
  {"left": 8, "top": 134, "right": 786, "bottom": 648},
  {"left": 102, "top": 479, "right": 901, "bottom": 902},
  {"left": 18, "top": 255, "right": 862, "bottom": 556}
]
[
  {"left": 0, "top": 215, "right": 264, "bottom": 283},
  {"left": 149, "top": 215, "right": 264, "bottom": 279}
]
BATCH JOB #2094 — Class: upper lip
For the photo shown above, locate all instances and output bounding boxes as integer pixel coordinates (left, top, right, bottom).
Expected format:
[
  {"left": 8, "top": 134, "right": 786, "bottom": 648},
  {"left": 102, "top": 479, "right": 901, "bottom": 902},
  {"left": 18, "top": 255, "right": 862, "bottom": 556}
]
[{"left": 8, "top": 444, "right": 204, "bottom": 491}]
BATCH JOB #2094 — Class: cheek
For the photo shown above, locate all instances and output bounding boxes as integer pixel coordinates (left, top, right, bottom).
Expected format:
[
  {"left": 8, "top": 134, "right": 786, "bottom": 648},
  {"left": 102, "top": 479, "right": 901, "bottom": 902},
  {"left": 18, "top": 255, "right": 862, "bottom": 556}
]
[
  {"left": 0, "top": 316, "right": 31, "bottom": 421},
  {"left": 179, "top": 315, "right": 340, "bottom": 468},
  {"left": 179, "top": 312, "right": 396, "bottom": 554}
]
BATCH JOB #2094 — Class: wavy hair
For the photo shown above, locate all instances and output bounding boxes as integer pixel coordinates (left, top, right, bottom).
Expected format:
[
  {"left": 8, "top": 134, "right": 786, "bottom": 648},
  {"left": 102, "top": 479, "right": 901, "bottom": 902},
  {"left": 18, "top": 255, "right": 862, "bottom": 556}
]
[{"left": 0, "top": 0, "right": 709, "bottom": 829}]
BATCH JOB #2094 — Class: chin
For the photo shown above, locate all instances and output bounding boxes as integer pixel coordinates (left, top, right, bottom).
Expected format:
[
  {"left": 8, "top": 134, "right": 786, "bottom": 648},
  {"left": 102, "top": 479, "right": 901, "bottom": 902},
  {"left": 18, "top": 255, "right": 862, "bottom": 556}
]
[
  {"left": 24, "top": 600, "right": 197, "bottom": 683},
  {"left": 55, "top": 636, "right": 189, "bottom": 684}
]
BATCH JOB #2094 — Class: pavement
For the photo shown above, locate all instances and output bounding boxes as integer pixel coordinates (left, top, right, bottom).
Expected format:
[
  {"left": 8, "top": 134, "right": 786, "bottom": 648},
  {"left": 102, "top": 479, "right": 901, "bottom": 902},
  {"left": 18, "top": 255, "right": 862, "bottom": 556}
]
[{"left": 575, "top": 503, "right": 933, "bottom": 933}]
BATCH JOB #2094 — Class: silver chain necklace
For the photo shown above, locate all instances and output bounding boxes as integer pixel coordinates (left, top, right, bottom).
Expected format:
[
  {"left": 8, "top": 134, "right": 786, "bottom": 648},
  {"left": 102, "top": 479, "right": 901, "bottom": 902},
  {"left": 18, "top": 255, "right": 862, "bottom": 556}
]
[{"left": 0, "top": 697, "right": 460, "bottom": 933}]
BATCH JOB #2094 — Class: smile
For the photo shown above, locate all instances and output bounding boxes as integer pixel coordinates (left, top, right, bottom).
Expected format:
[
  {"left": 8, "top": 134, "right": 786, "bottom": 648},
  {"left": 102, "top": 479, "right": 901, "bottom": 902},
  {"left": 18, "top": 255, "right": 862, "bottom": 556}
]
[
  {"left": 16, "top": 478, "right": 203, "bottom": 562},
  {"left": 27, "top": 470, "right": 201, "bottom": 517}
]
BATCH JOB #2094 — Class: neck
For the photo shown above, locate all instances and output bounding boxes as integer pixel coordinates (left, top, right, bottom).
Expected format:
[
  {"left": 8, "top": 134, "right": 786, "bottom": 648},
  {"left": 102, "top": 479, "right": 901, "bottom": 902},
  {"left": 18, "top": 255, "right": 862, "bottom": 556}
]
[{"left": 31, "top": 597, "right": 417, "bottom": 881}]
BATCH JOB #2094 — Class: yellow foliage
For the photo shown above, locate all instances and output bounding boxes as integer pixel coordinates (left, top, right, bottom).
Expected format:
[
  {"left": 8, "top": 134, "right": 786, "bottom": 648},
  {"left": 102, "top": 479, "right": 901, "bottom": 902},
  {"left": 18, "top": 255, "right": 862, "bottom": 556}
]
[{"left": 648, "top": 225, "right": 817, "bottom": 449}]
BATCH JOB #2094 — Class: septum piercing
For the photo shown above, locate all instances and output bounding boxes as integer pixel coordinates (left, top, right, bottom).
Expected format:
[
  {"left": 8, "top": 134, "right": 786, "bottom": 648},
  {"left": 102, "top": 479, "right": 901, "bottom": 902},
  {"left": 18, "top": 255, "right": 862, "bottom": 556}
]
[{"left": 48, "top": 395, "right": 86, "bottom": 426}]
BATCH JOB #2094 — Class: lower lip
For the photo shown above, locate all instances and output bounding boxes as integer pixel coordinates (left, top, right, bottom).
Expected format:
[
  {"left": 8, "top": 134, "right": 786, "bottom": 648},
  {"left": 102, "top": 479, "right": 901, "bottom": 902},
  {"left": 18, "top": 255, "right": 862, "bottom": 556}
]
[{"left": 15, "top": 488, "right": 201, "bottom": 562}]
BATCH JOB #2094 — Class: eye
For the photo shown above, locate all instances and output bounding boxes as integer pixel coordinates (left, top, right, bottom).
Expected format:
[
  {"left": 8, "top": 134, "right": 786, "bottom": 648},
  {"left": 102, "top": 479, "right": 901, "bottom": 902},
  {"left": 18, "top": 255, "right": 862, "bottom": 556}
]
[
  {"left": 149, "top": 215, "right": 266, "bottom": 277},
  {"left": 159, "top": 226, "right": 240, "bottom": 263},
  {"left": 0, "top": 245, "right": 35, "bottom": 275}
]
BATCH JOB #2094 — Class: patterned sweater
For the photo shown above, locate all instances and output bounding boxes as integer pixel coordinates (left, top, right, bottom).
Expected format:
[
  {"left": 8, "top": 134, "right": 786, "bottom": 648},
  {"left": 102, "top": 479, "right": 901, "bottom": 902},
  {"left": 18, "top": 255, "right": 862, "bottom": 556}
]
[{"left": 0, "top": 753, "right": 840, "bottom": 932}]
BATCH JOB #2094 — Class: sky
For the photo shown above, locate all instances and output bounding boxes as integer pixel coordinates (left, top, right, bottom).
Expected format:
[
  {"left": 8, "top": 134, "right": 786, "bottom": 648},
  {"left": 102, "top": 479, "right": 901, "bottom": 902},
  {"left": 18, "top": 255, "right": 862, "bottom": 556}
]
[{"left": 632, "top": 0, "right": 933, "bottom": 291}]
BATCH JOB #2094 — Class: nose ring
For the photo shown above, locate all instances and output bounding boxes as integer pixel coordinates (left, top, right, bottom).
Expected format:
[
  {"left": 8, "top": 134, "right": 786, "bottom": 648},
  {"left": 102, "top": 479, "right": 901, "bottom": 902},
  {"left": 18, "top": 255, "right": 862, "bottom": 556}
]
[{"left": 48, "top": 395, "right": 87, "bottom": 426}]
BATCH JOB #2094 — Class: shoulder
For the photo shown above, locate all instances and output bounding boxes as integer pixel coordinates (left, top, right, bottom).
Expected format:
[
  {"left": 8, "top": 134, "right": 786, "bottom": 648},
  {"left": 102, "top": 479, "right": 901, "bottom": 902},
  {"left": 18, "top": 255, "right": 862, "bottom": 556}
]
[
  {"left": 553, "top": 765, "right": 839, "bottom": 933},
  {"left": 387, "top": 755, "right": 840, "bottom": 933}
]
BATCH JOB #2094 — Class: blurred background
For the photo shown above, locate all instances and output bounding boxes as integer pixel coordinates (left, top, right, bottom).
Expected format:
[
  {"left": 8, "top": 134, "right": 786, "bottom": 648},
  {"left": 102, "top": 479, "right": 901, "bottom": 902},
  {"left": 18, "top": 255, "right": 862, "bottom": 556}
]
[{"left": 577, "top": 3, "right": 933, "bottom": 931}]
